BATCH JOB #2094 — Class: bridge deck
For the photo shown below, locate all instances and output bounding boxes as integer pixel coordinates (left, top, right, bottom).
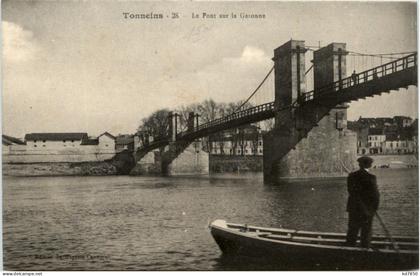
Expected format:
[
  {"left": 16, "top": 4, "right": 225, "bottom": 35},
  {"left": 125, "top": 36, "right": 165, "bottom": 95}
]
[{"left": 136, "top": 53, "right": 417, "bottom": 156}]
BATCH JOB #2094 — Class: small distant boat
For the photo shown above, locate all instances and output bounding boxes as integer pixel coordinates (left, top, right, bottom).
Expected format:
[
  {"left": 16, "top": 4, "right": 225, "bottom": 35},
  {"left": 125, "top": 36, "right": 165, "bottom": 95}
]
[
  {"left": 389, "top": 161, "right": 409, "bottom": 169},
  {"left": 209, "top": 220, "right": 419, "bottom": 270}
]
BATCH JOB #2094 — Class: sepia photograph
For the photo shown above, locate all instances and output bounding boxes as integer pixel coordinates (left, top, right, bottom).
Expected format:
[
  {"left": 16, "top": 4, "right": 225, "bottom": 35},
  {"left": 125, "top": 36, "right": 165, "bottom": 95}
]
[{"left": 2, "top": 0, "right": 418, "bottom": 272}]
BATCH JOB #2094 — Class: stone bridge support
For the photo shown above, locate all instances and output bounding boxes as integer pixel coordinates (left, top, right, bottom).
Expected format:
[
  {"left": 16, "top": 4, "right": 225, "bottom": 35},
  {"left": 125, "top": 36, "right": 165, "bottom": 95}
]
[
  {"left": 131, "top": 111, "right": 209, "bottom": 176},
  {"left": 263, "top": 40, "right": 357, "bottom": 183},
  {"left": 162, "top": 111, "right": 208, "bottom": 175}
]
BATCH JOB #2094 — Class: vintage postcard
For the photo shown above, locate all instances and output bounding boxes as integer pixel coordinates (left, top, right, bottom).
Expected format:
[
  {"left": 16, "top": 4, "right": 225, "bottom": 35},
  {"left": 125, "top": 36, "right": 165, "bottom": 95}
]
[{"left": 2, "top": 0, "right": 418, "bottom": 272}]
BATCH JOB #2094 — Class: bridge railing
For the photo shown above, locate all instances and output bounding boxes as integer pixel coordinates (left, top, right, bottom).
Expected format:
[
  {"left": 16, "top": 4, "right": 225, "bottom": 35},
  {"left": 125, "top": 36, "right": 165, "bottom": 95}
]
[
  {"left": 136, "top": 136, "right": 169, "bottom": 152},
  {"left": 138, "top": 53, "right": 417, "bottom": 152},
  {"left": 301, "top": 53, "right": 417, "bottom": 102},
  {"left": 178, "top": 101, "right": 275, "bottom": 137}
]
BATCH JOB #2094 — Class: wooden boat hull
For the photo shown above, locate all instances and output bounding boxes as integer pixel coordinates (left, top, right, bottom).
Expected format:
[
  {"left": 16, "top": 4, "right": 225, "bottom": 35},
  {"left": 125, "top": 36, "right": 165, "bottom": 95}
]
[{"left": 210, "top": 220, "right": 419, "bottom": 270}]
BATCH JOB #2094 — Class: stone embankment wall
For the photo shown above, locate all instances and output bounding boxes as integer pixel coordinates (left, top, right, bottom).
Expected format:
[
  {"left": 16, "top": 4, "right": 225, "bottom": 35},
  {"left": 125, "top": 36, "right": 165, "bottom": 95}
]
[
  {"left": 3, "top": 150, "right": 134, "bottom": 177},
  {"left": 209, "top": 155, "right": 263, "bottom": 173},
  {"left": 3, "top": 162, "right": 117, "bottom": 176},
  {"left": 4, "top": 144, "right": 115, "bottom": 163}
]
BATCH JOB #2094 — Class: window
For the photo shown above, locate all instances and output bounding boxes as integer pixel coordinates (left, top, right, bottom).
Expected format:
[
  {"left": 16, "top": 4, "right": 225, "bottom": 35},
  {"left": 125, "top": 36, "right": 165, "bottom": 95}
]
[
  {"left": 43, "top": 140, "right": 46, "bottom": 143},
  {"left": 71, "top": 140, "right": 74, "bottom": 143},
  {"left": 63, "top": 140, "right": 66, "bottom": 143},
  {"left": 34, "top": 140, "right": 37, "bottom": 143},
  {"left": 34, "top": 145, "right": 37, "bottom": 147},
  {"left": 259, "top": 141, "right": 262, "bottom": 146},
  {"left": 43, "top": 145, "right": 46, "bottom": 147}
]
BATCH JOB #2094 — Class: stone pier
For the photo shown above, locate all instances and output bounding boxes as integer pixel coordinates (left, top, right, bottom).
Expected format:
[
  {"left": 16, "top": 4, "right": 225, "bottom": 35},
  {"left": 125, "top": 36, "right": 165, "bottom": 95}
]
[
  {"left": 131, "top": 112, "right": 209, "bottom": 176},
  {"left": 263, "top": 40, "right": 357, "bottom": 182}
]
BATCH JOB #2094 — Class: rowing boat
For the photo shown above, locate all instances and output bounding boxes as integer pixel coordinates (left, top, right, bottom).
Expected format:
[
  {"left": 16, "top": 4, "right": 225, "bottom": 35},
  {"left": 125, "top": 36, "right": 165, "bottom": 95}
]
[{"left": 209, "top": 219, "right": 419, "bottom": 270}]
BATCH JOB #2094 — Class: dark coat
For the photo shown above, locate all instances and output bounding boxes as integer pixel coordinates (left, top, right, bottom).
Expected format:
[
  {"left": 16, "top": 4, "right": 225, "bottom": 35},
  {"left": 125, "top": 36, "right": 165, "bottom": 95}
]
[{"left": 346, "top": 169, "right": 380, "bottom": 216}]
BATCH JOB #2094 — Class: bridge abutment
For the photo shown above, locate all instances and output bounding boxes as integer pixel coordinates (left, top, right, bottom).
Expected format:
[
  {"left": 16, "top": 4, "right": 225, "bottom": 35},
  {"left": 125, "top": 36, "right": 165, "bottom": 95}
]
[{"left": 263, "top": 41, "right": 357, "bottom": 182}]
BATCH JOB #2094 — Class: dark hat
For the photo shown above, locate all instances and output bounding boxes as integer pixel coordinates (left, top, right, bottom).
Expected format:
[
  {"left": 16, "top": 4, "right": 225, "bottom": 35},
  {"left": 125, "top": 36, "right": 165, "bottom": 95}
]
[{"left": 357, "top": 156, "right": 373, "bottom": 165}]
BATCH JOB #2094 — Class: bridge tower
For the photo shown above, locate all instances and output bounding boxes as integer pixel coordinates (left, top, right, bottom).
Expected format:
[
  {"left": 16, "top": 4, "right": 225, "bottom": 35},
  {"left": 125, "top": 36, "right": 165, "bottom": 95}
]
[{"left": 263, "top": 40, "right": 357, "bottom": 182}]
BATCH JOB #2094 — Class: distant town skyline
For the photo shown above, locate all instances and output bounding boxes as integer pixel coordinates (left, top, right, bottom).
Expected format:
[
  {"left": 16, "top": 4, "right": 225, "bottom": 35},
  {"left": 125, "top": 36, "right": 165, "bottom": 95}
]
[{"left": 3, "top": 1, "right": 417, "bottom": 138}]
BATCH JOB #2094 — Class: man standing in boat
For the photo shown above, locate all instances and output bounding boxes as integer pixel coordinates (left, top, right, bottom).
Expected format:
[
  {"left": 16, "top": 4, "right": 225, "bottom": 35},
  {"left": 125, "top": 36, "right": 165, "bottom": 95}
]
[{"left": 346, "top": 156, "right": 380, "bottom": 248}]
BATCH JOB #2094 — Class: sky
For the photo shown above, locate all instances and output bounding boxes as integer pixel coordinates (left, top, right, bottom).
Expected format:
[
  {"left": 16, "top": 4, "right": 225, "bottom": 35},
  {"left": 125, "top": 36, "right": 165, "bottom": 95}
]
[{"left": 2, "top": 1, "right": 417, "bottom": 138}]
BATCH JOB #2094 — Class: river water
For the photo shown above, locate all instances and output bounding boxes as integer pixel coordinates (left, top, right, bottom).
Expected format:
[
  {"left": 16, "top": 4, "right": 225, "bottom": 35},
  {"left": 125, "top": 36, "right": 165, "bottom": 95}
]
[{"left": 3, "top": 169, "right": 418, "bottom": 270}]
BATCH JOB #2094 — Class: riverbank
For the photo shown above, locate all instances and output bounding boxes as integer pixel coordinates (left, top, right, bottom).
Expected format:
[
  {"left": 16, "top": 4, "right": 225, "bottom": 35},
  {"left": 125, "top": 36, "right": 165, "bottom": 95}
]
[
  {"left": 368, "top": 154, "right": 418, "bottom": 168},
  {"left": 3, "top": 153, "right": 417, "bottom": 176},
  {"left": 3, "top": 150, "right": 135, "bottom": 176},
  {"left": 209, "top": 154, "right": 418, "bottom": 173},
  {"left": 3, "top": 162, "right": 117, "bottom": 176}
]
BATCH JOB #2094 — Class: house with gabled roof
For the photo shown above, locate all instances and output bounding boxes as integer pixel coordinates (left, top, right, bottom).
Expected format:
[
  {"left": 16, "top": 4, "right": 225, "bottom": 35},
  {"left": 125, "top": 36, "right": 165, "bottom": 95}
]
[{"left": 97, "top": 132, "right": 116, "bottom": 150}]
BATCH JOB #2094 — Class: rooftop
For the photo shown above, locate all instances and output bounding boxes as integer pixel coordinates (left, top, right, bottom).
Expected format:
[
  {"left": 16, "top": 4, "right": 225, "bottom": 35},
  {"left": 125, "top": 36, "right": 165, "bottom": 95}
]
[
  {"left": 116, "top": 135, "right": 134, "bottom": 145},
  {"left": 3, "top": 135, "right": 25, "bottom": 145},
  {"left": 24, "top": 133, "right": 88, "bottom": 141},
  {"left": 368, "top": 128, "right": 384, "bottom": 135}
]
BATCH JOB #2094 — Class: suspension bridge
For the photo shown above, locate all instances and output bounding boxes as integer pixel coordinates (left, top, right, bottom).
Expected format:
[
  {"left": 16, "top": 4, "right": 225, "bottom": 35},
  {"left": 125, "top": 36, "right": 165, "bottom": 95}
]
[{"left": 133, "top": 40, "right": 417, "bottom": 179}]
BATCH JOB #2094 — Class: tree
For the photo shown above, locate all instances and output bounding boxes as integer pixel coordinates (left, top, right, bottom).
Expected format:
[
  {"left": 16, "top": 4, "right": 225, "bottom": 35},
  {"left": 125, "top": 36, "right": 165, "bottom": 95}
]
[
  {"left": 136, "top": 98, "right": 256, "bottom": 153},
  {"left": 137, "top": 109, "right": 170, "bottom": 143}
]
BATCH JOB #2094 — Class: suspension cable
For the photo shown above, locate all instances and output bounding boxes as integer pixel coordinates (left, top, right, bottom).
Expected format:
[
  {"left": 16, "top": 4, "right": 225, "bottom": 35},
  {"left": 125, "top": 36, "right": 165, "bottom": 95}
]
[
  {"left": 305, "top": 45, "right": 416, "bottom": 57},
  {"left": 348, "top": 50, "right": 416, "bottom": 56},
  {"left": 233, "top": 65, "right": 274, "bottom": 114}
]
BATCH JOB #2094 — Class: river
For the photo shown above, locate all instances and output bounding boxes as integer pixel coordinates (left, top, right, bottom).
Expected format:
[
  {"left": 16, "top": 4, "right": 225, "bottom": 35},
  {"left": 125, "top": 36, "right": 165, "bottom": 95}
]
[{"left": 3, "top": 168, "right": 418, "bottom": 270}]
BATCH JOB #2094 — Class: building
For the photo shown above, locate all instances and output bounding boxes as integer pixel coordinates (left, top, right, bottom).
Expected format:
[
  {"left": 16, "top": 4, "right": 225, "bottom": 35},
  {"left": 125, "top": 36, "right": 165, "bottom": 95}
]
[
  {"left": 25, "top": 132, "right": 89, "bottom": 149},
  {"left": 383, "top": 133, "right": 415, "bottom": 154},
  {"left": 24, "top": 132, "right": 115, "bottom": 149},
  {"left": 4, "top": 132, "right": 116, "bottom": 163},
  {"left": 349, "top": 116, "right": 418, "bottom": 155},
  {"left": 115, "top": 134, "right": 135, "bottom": 152},
  {"left": 210, "top": 125, "right": 264, "bottom": 156},
  {"left": 393, "top": 116, "right": 413, "bottom": 128},
  {"left": 367, "top": 128, "right": 386, "bottom": 154}
]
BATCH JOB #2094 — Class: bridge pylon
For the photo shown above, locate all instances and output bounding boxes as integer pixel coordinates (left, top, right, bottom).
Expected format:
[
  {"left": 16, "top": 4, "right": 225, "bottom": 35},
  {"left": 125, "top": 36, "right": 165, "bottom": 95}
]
[{"left": 263, "top": 40, "right": 357, "bottom": 182}]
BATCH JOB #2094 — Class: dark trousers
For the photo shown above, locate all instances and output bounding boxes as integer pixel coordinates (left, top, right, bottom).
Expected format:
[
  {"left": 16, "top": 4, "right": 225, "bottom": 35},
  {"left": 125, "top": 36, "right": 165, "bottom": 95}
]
[{"left": 346, "top": 211, "right": 374, "bottom": 248}]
